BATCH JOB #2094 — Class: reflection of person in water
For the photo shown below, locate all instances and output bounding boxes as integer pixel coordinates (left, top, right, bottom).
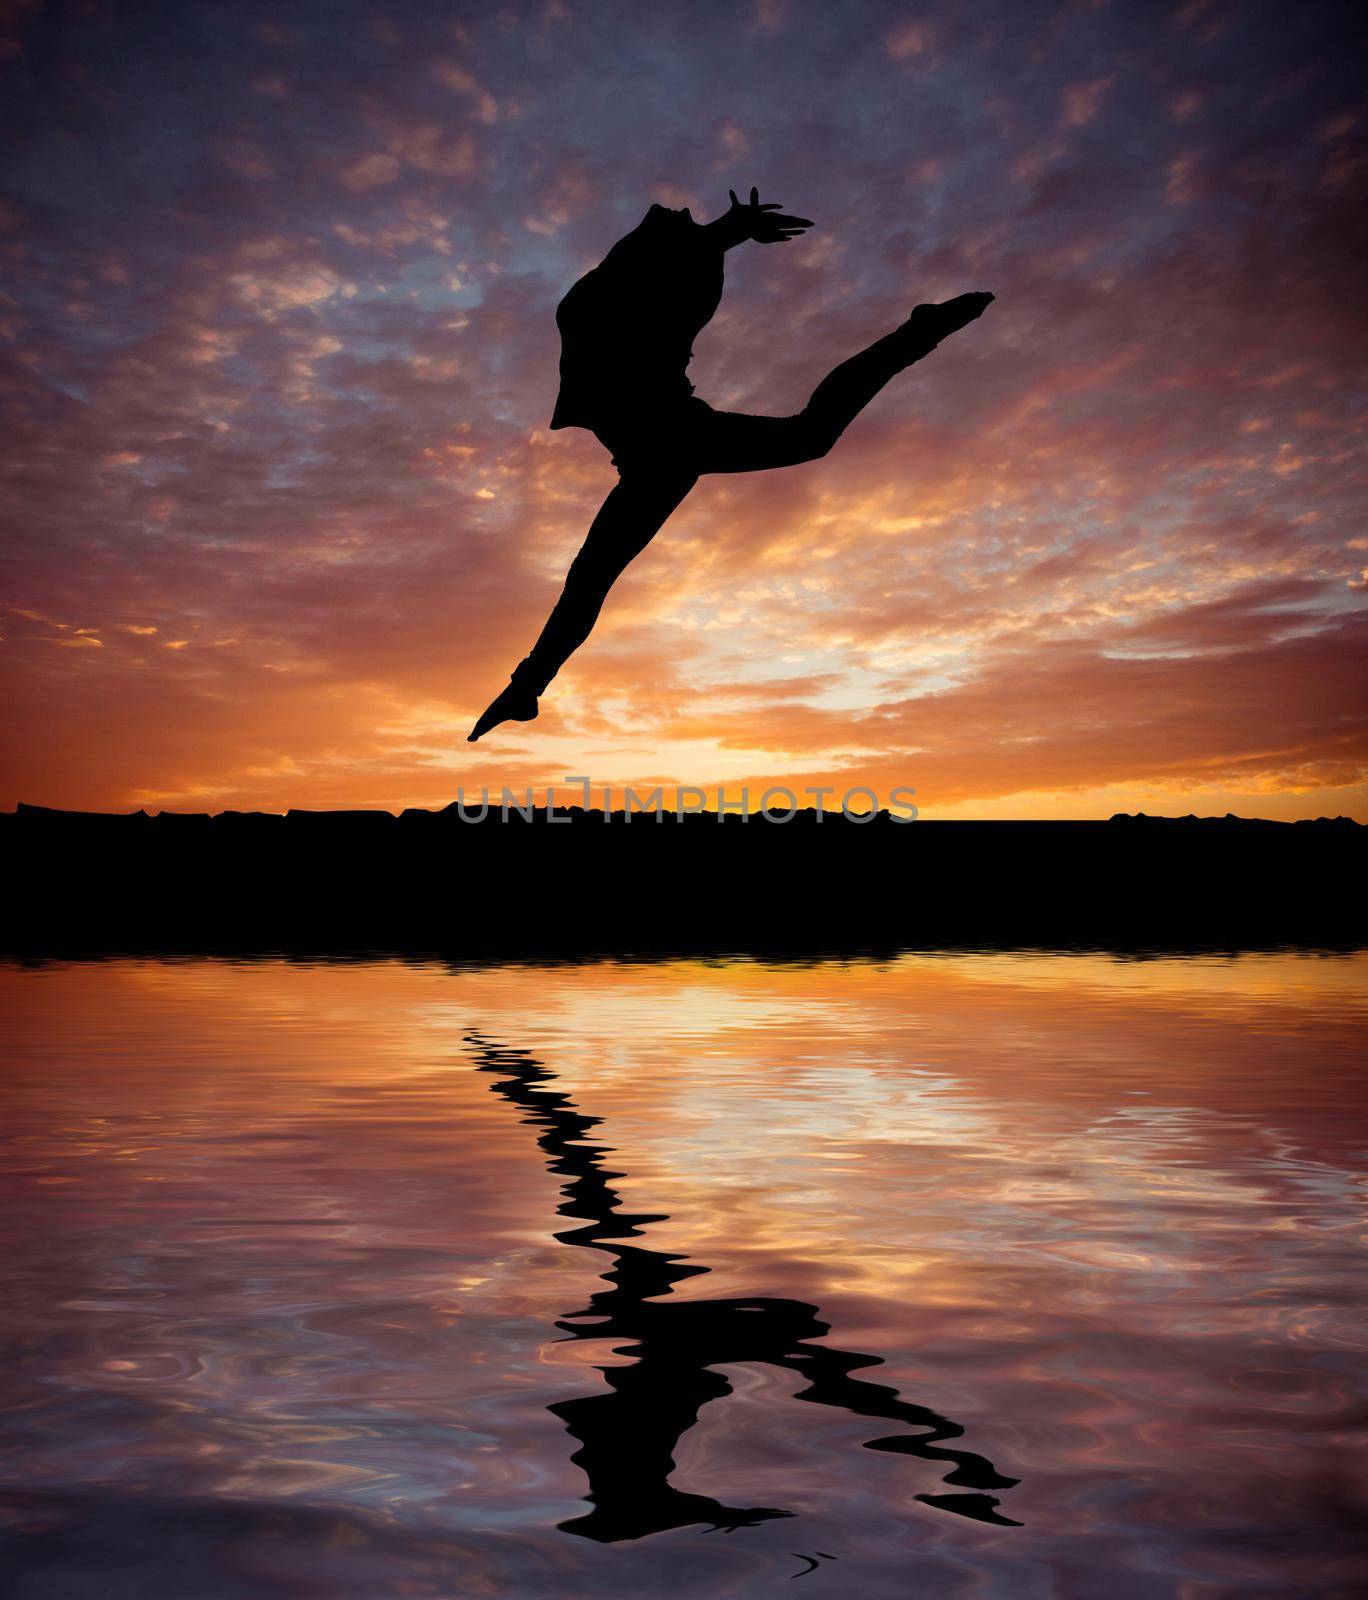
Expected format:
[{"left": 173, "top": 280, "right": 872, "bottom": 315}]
[
  {"left": 467, "top": 189, "right": 994, "bottom": 741},
  {"left": 466, "top": 1033, "right": 1019, "bottom": 1541}
]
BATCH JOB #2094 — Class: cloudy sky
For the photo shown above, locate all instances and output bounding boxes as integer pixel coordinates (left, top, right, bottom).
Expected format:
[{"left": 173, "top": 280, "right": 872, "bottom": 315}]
[{"left": 1, "top": 0, "right": 1364, "bottom": 817}]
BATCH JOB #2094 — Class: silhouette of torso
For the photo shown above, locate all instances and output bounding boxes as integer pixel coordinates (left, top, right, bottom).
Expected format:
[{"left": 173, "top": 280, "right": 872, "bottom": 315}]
[{"left": 549, "top": 204, "right": 724, "bottom": 433}]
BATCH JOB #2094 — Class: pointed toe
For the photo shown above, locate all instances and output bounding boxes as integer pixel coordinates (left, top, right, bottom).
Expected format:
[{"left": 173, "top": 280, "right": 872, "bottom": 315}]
[{"left": 465, "top": 684, "right": 539, "bottom": 746}]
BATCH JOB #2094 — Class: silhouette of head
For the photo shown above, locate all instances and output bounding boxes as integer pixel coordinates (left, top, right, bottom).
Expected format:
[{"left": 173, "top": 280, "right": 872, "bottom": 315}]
[{"left": 645, "top": 202, "right": 695, "bottom": 226}]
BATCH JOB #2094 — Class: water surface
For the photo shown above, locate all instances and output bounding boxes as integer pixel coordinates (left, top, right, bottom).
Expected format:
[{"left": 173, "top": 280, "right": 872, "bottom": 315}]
[{"left": 1, "top": 952, "right": 1365, "bottom": 1596}]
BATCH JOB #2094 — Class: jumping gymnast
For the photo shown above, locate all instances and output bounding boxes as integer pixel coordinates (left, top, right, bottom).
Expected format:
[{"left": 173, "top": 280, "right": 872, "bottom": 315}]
[{"left": 469, "top": 188, "right": 993, "bottom": 742}]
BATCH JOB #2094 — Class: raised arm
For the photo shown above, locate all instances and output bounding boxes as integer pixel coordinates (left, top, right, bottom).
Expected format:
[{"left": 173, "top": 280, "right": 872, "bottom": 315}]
[{"left": 701, "top": 186, "right": 814, "bottom": 251}]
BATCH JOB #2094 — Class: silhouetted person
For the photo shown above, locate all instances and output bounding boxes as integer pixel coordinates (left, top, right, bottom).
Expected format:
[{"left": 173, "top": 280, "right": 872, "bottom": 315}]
[
  {"left": 468, "top": 189, "right": 994, "bottom": 740},
  {"left": 466, "top": 1032, "right": 1020, "bottom": 1541}
]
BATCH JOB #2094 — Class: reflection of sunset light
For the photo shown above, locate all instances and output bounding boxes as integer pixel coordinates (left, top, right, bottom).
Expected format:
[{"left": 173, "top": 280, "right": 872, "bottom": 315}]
[
  {"left": 4, "top": 947, "right": 1365, "bottom": 1587},
  {"left": 44, "top": 948, "right": 1362, "bottom": 1306}
]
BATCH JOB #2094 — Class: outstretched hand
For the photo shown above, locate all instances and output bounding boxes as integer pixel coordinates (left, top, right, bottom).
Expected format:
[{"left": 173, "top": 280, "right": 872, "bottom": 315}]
[{"left": 724, "top": 186, "right": 813, "bottom": 244}]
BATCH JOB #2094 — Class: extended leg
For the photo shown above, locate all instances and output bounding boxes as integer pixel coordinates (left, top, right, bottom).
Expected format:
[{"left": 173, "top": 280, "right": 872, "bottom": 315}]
[
  {"left": 693, "top": 291, "right": 994, "bottom": 474},
  {"left": 468, "top": 465, "right": 698, "bottom": 741},
  {"left": 775, "top": 1341, "right": 1020, "bottom": 1527}
]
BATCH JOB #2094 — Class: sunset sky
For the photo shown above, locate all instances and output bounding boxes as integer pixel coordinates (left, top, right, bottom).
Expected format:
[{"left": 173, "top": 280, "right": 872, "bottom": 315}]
[{"left": 2, "top": 0, "right": 1364, "bottom": 818}]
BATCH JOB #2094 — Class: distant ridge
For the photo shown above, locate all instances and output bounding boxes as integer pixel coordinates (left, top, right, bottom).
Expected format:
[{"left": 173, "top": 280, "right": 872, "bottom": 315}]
[
  {"left": 3, "top": 804, "right": 1361, "bottom": 959},
  {"left": 1107, "top": 811, "right": 1360, "bottom": 827},
  {"left": 8, "top": 801, "right": 1363, "bottom": 827}
]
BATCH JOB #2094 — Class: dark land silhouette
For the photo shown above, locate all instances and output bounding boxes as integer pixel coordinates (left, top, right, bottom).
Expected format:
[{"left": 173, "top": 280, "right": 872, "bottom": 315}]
[
  {"left": 468, "top": 189, "right": 993, "bottom": 741},
  {"left": 467, "top": 1032, "right": 1020, "bottom": 1540},
  {"left": 3, "top": 804, "right": 1361, "bottom": 958}
]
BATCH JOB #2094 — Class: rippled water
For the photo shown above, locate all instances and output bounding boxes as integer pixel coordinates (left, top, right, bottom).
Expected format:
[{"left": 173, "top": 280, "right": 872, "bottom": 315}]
[{"left": 1, "top": 951, "right": 1366, "bottom": 1597}]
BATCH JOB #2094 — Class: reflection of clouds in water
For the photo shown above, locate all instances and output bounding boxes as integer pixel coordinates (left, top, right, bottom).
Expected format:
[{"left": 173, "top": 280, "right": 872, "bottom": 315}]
[
  {"left": 2, "top": 953, "right": 1366, "bottom": 1597},
  {"left": 451, "top": 959, "right": 1366, "bottom": 1223},
  {"left": 414, "top": 971, "right": 841, "bottom": 1072},
  {"left": 526, "top": 982, "right": 838, "bottom": 1049},
  {"left": 889, "top": 949, "right": 1368, "bottom": 1012},
  {"left": 458, "top": 966, "right": 1368, "bottom": 1350}
]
